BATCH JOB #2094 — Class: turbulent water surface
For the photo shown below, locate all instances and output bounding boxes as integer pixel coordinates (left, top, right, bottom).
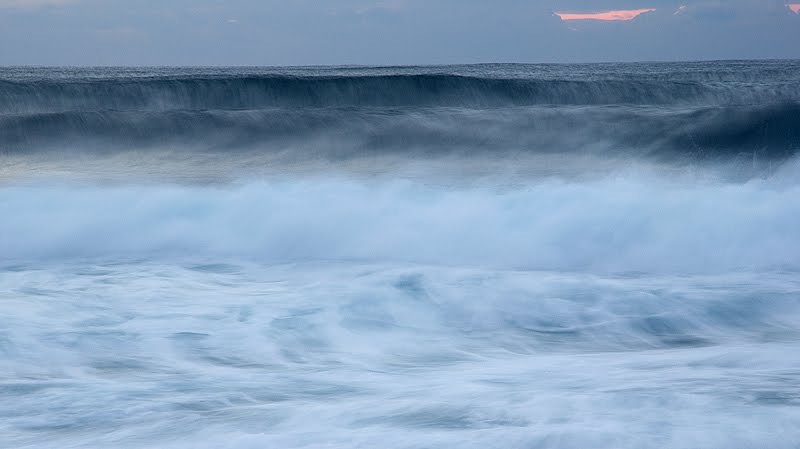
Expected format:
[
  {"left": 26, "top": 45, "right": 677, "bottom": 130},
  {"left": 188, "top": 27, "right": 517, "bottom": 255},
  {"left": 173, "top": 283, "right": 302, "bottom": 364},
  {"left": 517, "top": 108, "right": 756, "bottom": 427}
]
[{"left": 1, "top": 61, "right": 800, "bottom": 448}]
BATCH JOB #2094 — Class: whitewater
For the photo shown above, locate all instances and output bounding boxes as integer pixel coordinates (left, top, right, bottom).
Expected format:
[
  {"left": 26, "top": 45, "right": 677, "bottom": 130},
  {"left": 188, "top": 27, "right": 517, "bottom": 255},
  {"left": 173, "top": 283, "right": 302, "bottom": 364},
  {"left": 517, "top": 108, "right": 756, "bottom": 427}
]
[{"left": 1, "top": 61, "right": 800, "bottom": 448}]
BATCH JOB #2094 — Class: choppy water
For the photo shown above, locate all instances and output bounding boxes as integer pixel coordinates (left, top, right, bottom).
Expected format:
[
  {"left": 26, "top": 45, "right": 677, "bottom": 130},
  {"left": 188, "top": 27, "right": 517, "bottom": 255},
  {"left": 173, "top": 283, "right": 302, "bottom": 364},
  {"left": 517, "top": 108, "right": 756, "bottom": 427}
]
[{"left": 1, "top": 61, "right": 800, "bottom": 448}]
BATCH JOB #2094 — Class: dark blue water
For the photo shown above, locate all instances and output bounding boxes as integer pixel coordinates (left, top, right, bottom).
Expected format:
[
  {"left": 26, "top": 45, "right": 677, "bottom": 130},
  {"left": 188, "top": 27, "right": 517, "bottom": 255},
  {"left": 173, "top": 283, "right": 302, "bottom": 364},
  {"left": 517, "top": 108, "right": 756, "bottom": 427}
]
[
  {"left": 1, "top": 62, "right": 800, "bottom": 448},
  {"left": 2, "top": 61, "right": 799, "bottom": 181}
]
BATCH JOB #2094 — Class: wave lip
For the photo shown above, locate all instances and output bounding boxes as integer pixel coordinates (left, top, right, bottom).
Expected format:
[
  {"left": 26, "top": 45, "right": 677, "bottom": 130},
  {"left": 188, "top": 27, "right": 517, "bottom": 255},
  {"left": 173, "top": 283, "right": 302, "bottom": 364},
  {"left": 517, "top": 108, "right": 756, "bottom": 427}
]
[
  {"left": 2, "top": 60, "right": 800, "bottom": 113},
  {"left": 1, "top": 74, "right": 798, "bottom": 113}
]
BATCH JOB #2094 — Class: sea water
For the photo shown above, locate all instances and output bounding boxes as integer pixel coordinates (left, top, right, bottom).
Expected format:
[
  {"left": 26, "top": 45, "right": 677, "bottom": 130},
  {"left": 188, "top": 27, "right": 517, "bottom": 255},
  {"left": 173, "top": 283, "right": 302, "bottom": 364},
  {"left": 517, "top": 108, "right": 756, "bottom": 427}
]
[{"left": 1, "top": 61, "right": 800, "bottom": 448}]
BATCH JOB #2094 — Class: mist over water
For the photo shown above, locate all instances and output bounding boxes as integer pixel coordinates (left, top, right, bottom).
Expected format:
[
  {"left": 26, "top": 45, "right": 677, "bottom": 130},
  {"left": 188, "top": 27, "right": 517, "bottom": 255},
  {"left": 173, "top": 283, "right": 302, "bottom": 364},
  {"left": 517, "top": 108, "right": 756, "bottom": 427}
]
[
  {"left": 3, "top": 170, "right": 800, "bottom": 273},
  {"left": 2, "top": 62, "right": 800, "bottom": 448}
]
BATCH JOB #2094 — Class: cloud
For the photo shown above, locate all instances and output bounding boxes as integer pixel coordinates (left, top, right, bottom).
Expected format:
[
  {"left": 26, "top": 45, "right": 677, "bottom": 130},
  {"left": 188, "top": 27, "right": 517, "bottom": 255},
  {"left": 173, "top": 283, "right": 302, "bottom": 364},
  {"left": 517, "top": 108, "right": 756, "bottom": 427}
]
[
  {"left": 0, "top": 0, "right": 74, "bottom": 8},
  {"left": 671, "top": 0, "right": 796, "bottom": 20},
  {"left": 554, "top": 8, "right": 656, "bottom": 21},
  {"left": 788, "top": 3, "right": 800, "bottom": 14}
]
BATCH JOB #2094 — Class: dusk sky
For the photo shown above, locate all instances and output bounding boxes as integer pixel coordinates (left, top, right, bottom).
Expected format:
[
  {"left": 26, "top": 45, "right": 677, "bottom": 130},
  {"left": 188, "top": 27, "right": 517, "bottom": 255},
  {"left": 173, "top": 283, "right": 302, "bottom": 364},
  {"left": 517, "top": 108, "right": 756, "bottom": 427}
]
[{"left": 1, "top": 0, "right": 799, "bottom": 65}]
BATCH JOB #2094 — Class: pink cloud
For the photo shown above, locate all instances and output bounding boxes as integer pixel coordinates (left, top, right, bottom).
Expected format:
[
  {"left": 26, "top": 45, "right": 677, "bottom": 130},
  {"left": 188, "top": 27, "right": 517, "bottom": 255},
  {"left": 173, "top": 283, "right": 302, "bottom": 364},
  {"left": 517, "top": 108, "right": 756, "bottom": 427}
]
[
  {"left": 788, "top": 3, "right": 800, "bottom": 14},
  {"left": 554, "top": 8, "right": 656, "bottom": 21}
]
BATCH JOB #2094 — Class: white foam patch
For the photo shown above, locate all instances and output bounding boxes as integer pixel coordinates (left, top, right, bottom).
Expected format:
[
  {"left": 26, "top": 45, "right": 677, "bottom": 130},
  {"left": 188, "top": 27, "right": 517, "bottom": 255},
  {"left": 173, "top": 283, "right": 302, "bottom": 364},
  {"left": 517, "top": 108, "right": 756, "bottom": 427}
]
[
  {"left": 1, "top": 263, "right": 799, "bottom": 448},
  {"left": 2, "top": 168, "right": 800, "bottom": 273}
]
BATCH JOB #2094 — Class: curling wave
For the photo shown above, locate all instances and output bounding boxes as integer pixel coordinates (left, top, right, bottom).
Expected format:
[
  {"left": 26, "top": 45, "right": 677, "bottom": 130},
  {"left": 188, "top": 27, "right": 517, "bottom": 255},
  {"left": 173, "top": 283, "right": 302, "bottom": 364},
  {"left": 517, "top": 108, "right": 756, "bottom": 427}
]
[
  {"left": 0, "top": 73, "right": 797, "bottom": 113},
  {"left": 1, "top": 62, "right": 798, "bottom": 175}
]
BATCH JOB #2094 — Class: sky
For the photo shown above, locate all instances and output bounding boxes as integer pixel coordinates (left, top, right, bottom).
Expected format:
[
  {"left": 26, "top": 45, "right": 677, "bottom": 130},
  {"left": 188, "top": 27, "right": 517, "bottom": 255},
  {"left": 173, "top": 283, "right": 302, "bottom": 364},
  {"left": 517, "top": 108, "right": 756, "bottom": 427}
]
[{"left": 0, "top": 0, "right": 798, "bottom": 65}]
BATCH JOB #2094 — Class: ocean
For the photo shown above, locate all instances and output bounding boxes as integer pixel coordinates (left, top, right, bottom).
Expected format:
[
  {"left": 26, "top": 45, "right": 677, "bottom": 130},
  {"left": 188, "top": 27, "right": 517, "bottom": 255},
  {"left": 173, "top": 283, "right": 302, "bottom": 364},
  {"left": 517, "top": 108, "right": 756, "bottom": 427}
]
[{"left": 1, "top": 61, "right": 800, "bottom": 448}]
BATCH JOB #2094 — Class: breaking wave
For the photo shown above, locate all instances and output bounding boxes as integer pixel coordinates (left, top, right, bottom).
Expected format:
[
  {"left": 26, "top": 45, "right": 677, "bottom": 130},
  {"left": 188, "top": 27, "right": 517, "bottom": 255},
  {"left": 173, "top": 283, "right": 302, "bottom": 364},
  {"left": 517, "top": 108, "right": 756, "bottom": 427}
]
[
  {"left": 0, "top": 62, "right": 798, "bottom": 165},
  {"left": 3, "top": 169, "right": 800, "bottom": 273}
]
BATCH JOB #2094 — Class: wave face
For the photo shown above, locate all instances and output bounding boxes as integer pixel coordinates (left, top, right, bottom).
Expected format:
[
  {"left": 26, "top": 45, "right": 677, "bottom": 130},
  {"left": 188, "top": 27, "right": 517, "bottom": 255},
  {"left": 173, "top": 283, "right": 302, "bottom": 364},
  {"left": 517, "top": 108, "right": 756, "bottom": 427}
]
[
  {"left": 2, "top": 62, "right": 800, "bottom": 449},
  {"left": 1, "top": 61, "right": 799, "bottom": 179}
]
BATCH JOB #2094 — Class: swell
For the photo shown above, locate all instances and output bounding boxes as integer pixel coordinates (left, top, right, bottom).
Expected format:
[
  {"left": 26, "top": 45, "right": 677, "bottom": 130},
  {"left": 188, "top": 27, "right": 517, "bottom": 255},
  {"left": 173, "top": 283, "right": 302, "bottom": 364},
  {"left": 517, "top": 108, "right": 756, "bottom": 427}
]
[
  {"left": 1, "top": 74, "right": 798, "bottom": 113},
  {"left": 2, "top": 103, "right": 798, "bottom": 162}
]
